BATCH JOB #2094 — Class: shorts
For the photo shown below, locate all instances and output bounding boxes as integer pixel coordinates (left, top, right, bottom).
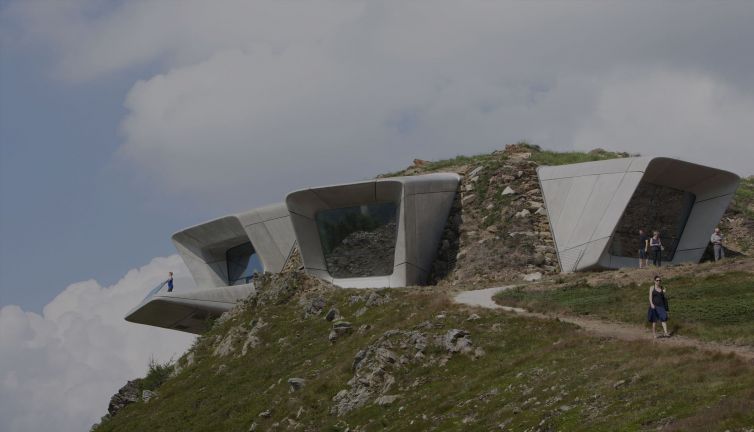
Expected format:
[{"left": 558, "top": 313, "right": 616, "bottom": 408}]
[
  {"left": 647, "top": 306, "right": 668, "bottom": 323},
  {"left": 639, "top": 249, "right": 647, "bottom": 259}
]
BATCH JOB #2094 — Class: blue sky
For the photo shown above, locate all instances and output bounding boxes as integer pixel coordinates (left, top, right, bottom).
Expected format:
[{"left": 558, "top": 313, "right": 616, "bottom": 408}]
[{"left": 1, "top": 2, "right": 753, "bottom": 431}]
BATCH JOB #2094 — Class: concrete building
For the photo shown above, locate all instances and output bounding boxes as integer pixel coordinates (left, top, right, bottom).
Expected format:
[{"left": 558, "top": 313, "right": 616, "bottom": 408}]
[
  {"left": 125, "top": 203, "right": 296, "bottom": 333},
  {"left": 537, "top": 157, "right": 740, "bottom": 272},
  {"left": 286, "top": 173, "right": 460, "bottom": 288}
]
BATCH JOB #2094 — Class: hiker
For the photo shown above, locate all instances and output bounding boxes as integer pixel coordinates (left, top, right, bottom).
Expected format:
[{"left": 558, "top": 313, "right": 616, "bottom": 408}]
[
  {"left": 647, "top": 275, "right": 670, "bottom": 338},
  {"left": 710, "top": 227, "right": 724, "bottom": 261},
  {"left": 649, "top": 231, "right": 663, "bottom": 267},
  {"left": 639, "top": 229, "right": 649, "bottom": 269},
  {"left": 167, "top": 272, "right": 174, "bottom": 292}
]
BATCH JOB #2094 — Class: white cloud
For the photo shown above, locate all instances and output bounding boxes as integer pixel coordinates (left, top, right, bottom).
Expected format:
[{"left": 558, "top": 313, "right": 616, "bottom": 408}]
[
  {"left": 573, "top": 69, "right": 754, "bottom": 172},
  {"left": 5, "top": 1, "right": 753, "bottom": 201},
  {"left": 0, "top": 255, "right": 195, "bottom": 432}
]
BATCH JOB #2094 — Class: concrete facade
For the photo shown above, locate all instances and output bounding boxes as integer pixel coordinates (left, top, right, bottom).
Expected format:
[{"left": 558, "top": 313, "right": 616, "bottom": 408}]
[
  {"left": 286, "top": 173, "right": 460, "bottom": 288},
  {"left": 537, "top": 157, "right": 739, "bottom": 272},
  {"left": 125, "top": 203, "right": 296, "bottom": 333}
]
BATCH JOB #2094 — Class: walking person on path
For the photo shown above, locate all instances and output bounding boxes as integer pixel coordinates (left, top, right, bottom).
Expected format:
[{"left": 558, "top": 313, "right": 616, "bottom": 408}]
[
  {"left": 711, "top": 227, "right": 725, "bottom": 261},
  {"left": 648, "top": 275, "right": 670, "bottom": 338},
  {"left": 639, "top": 229, "right": 649, "bottom": 269},
  {"left": 650, "top": 231, "right": 663, "bottom": 267},
  {"left": 167, "top": 272, "right": 174, "bottom": 292}
]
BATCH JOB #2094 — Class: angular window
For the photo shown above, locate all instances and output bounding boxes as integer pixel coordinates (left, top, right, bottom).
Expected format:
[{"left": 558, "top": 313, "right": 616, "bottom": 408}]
[
  {"left": 316, "top": 202, "right": 398, "bottom": 278},
  {"left": 609, "top": 182, "right": 696, "bottom": 261},
  {"left": 226, "top": 242, "right": 263, "bottom": 285}
]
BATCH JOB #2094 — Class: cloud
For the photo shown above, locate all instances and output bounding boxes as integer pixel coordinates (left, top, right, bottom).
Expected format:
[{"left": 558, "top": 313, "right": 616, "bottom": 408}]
[
  {"left": 5, "top": 1, "right": 753, "bottom": 203},
  {"left": 574, "top": 69, "right": 754, "bottom": 172},
  {"left": 0, "top": 255, "right": 195, "bottom": 432}
]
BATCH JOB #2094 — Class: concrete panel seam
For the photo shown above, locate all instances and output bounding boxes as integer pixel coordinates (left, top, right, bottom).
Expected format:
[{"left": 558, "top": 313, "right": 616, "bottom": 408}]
[
  {"left": 540, "top": 170, "right": 646, "bottom": 182},
  {"left": 694, "top": 192, "right": 735, "bottom": 204}
]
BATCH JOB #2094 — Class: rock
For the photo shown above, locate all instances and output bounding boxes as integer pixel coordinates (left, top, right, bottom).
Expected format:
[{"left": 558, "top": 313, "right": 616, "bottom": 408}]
[
  {"left": 464, "top": 184, "right": 474, "bottom": 192},
  {"left": 613, "top": 379, "right": 626, "bottom": 389},
  {"left": 242, "top": 318, "right": 267, "bottom": 356},
  {"left": 467, "top": 313, "right": 481, "bottom": 321},
  {"left": 248, "top": 422, "right": 257, "bottom": 431},
  {"left": 354, "top": 306, "right": 368, "bottom": 317},
  {"left": 413, "top": 158, "right": 428, "bottom": 166},
  {"left": 328, "top": 330, "right": 338, "bottom": 343},
  {"left": 467, "top": 166, "right": 484, "bottom": 178},
  {"left": 514, "top": 209, "right": 531, "bottom": 218},
  {"left": 375, "top": 395, "right": 401, "bottom": 406},
  {"left": 365, "top": 292, "right": 390, "bottom": 307},
  {"left": 288, "top": 378, "right": 306, "bottom": 392},
  {"left": 535, "top": 207, "right": 547, "bottom": 216},
  {"left": 300, "top": 295, "right": 327, "bottom": 318},
  {"left": 461, "top": 194, "right": 477, "bottom": 206},
  {"left": 325, "top": 307, "right": 340, "bottom": 322},
  {"left": 333, "top": 321, "right": 353, "bottom": 336},
  {"left": 107, "top": 380, "right": 141, "bottom": 417},
  {"left": 141, "top": 390, "right": 156, "bottom": 403},
  {"left": 502, "top": 186, "right": 516, "bottom": 196},
  {"left": 523, "top": 272, "right": 543, "bottom": 282},
  {"left": 456, "top": 249, "right": 468, "bottom": 260},
  {"left": 529, "top": 201, "right": 544, "bottom": 209},
  {"left": 444, "top": 329, "right": 472, "bottom": 353},
  {"left": 259, "top": 410, "right": 271, "bottom": 418},
  {"left": 533, "top": 253, "right": 546, "bottom": 266}
]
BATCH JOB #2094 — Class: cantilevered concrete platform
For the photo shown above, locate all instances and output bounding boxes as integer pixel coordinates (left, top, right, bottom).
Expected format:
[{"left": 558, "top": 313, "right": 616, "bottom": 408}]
[
  {"left": 286, "top": 173, "right": 460, "bottom": 288},
  {"left": 537, "top": 157, "right": 739, "bottom": 272},
  {"left": 125, "top": 203, "right": 296, "bottom": 333}
]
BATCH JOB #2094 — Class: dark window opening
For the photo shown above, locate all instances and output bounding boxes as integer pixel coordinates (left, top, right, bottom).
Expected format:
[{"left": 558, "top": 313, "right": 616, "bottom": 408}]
[
  {"left": 609, "top": 182, "right": 696, "bottom": 261},
  {"left": 226, "top": 242, "right": 263, "bottom": 285},
  {"left": 316, "top": 202, "right": 398, "bottom": 278}
]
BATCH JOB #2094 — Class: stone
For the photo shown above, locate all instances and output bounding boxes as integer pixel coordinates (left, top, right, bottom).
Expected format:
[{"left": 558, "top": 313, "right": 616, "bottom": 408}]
[
  {"left": 613, "top": 379, "right": 626, "bottom": 389},
  {"left": 329, "top": 330, "right": 338, "bottom": 343},
  {"left": 464, "top": 184, "right": 474, "bottom": 192},
  {"left": 532, "top": 253, "right": 546, "bottom": 266},
  {"left": 107, "top": 380, "right": 141, "bottom": 417},
  {"left": 528, "top": 201, "right": 544, "bottom": 209},
  {"left": 444, "top": 329, "right": 472, "bottom": 353},
  {"left": 333, "top": 321, "right": 353, "bottom": 336},
  {"left": 354, "top": 306, "right": 368, "bottom": 317},
  {"left": 462, "top": 194, "right": 477, "bottom": 206},
  {"left": 523, "top": 272, "right": 542, "bottom": 282},
  {"left": 502, "top": 186, "right": 516, "bottom": 196},
  {"left": 514, "top": 209, "right": 531, "bottom": 218},
  {"left": 325, "top": 307, "right": 340, "bottom": 322},
  {"left": 288, "top": 378, "right": 306, "bottom": 392},
  {"left": 467, "top": 166, "right": 484, "bottom": 178},
  {"left": 141, "top": 390, "right": 156, "bottom": 403},
  {"left": 467, "top": 313, "right": 481, "bottom": 321},
  {"left": 259, "top": 410, "right": 271, "bottom": 418},
  {"left": 535, "top": 207, "right": 547, "bottom": 216},
  {"left": 375, "top": 395, "right": 401, "bottom": 406}
]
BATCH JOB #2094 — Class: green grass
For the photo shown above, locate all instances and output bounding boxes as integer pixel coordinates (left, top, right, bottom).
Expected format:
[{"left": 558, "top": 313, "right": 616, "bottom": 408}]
[
  {"left": 495, "top": 271, "right": 754, "bottom": 346},
  {"left": 94, "top": 273, "right": 754, "bottom": 431},
  {"left": 732, "top": 176, "right": 754, "bottom": 219},
  {"left": 530, "top": 148, "right": 629, "bottom": 166}
]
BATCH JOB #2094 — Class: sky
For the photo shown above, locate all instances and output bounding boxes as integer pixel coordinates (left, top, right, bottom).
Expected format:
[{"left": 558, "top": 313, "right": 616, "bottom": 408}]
[{"left": 0, "top": 1, "right": 753, "bottom": 431}]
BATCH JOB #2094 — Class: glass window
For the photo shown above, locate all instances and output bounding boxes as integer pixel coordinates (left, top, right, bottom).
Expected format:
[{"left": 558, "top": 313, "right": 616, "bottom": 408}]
[
  {"left": 226, "top": 242, "right": 263, "bottom": 285},
  {"left": 316, "top": 202, "right": 398, "bottom": 278},
  {"left": 609, "top": 182, "right": 696, "bottom": 261}
]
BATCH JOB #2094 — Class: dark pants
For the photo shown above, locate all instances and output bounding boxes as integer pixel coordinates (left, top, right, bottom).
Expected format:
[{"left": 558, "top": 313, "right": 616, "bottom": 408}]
[{"left": 652, "top": 247, "right": 662, "bottom": 266}]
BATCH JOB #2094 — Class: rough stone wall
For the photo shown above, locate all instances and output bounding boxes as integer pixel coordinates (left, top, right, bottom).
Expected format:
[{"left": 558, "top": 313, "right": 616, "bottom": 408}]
[{"left": 324, "top": 222, "right": 398, "bottom": 278}]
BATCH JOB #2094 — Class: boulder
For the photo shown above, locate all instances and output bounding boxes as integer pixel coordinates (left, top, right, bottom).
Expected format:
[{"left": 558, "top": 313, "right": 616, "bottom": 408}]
[
  {"left": 501, "top": 186, "right": 516, "bottom": 196},
  {"left": 522, "top": 272, "right": 543, "bottom": 282},
  {"left": 288, "top": 378, "right": 306, "bottom": 392},
  {"left": 375, "top": 395, "right": 401, "bottom": 406},
  {"left": 325, "top": 307, "right": 340, "bottom": 322}
]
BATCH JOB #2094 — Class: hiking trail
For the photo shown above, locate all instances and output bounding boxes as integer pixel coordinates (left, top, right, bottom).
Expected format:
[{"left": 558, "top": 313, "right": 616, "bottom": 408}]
[{"left": 454, "top": 286, "right": 754, "bottom": 361}]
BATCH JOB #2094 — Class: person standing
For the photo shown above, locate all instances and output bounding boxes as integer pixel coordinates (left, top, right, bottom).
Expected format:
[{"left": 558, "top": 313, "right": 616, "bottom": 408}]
[
  {"left": 649, "top": 231, "right": 663, "bottom": 267},
  {"left": 711, "top": 227, "right": 725, "bottom": 262},
  {"left": 167, "top": 272, "right": 174, "bottom": 292},
  {"left": 639, "top": 229, "right": 649, "bottom": 269},
  {"left": 647, "top": 275, "right": 670, "bottom": 338}
]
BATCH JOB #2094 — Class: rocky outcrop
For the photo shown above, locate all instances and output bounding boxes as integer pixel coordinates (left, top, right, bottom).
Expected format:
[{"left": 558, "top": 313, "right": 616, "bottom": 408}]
[
  {"left": 331, "top": 327, "right": 479, "bottom": 416},
  {"left": 324, "top": 222, "right": 398, "bottom": 278},
  {"left": 107, "top": 379, "right": 142, "bottom": 417}
]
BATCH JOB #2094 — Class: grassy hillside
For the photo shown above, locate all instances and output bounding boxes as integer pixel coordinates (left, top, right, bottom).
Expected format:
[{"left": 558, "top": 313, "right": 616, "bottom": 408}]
[
  {"left": 94, "top": 272, "right": 754, "bottom": 432},
  {"left": 494, "top": 270, "right": 754, "bottom": 346},
  {"left": 93, "top": 145, "right": 754, "bottom": 432}
]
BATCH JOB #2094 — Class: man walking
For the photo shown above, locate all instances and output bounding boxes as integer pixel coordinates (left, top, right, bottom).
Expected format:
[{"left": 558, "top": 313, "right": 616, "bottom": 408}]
[
  {"left": 639, "top": 229, "right": 649, "bottom": 269},
  {"left": 167, "top": 271, "right": 174, "bottom": 292},
  {"left": 711, "top": 227, "right": 725, "bottom": 262}
]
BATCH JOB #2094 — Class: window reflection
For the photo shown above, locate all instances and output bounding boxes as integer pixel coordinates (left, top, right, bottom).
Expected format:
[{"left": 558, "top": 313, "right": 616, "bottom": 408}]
[
  {"left": 609, "top": 182, "right": 696, "bottom": 261},
  {"left": 226, "top": 242, "right": 263, "bottom": 285},
  {"left": 316, "top": 202, "right": 398, "bottom": 278}
]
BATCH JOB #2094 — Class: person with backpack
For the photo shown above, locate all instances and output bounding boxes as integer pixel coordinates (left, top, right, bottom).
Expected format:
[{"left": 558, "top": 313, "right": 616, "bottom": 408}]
[
  {"left": 167, "top": 272, "right": 174, "bottom": 292},
  {"left": 647, "top": 275, "right": 670, "bottom": 338}
]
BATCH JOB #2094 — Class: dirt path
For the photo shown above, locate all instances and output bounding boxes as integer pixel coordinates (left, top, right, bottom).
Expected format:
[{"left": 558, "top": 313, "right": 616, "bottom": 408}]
[{"left": 454, "top": 286, "right": 754, "bottom": 361}]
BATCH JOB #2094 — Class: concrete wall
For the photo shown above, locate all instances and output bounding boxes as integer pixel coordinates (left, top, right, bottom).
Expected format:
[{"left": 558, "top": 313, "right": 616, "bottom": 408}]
[
  {"left": 125, "top": 203, "right": 296, "bottom": 333},
  {"left": 171, "top": 203, "right": 296, "bottom": 288},
  {"left": 538, "top": 157, "right": 740, "bottom": 272},
  {"left": 286, "top": 173, "right": 460, "bottom": 288}
]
